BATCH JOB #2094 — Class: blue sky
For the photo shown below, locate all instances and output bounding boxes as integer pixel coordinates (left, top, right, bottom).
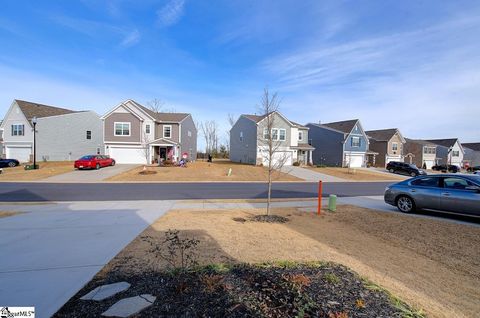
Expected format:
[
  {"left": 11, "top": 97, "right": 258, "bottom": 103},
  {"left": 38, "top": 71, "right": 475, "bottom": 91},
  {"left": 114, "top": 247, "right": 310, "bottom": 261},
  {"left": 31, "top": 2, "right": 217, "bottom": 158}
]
[{"left": 1, "top": 0, "right": 479, "bottom": 148}]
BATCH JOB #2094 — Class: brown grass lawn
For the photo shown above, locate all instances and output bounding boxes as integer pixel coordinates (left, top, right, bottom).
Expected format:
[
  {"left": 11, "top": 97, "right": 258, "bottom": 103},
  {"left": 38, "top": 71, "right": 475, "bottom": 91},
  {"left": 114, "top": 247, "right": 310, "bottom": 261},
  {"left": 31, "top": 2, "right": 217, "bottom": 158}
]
[
  {"left": 0, "top": 211, "right": 23, "bottom": 218},
  {"left": 102, "top": 205, "right": 480, "bottom": 318},
  {"left": 0, "top": 161, "right": 74, "bottom": 181},
  {"left": 308, "top": 167, "right": 406, "bottom": 181},
  {"left": 106, "top": 160, "right": 301, "bottom": 182}
]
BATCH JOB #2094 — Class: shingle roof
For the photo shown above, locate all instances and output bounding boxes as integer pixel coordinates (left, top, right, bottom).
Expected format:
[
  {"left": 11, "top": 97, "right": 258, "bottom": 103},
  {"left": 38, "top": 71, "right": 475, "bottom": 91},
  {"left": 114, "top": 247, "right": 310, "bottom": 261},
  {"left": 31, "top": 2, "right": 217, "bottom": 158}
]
[
  {"left": 242, "top": 113, "right": 306, "bottom": 128},
  {"left": 426, "top": 138, "right": 458, "bottom": 148},
  {"left": 15, "top": 99, "right": 77, "bottom": 120},
  {"left": 132, "top": 101, "right": 190, "bottom": 123},
  {"left": 405, "top": 138, "right": 437, "bottom": 146},
  {"left": 462, "top": 143, "right": 480, "bottom": 151},
  {"left": 366, "top": 128, "right": 399, "bottom": 141},
  {"left": 322, "top": 119, "right": 359, "bottom": 134}
]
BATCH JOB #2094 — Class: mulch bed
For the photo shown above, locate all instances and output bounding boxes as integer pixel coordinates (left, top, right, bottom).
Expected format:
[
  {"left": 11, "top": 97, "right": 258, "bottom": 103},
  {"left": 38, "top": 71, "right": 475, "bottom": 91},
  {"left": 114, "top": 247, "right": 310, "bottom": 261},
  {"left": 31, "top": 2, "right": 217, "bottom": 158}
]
[
  {"left": 54, "top": 262, "right": 418, "bottom": 317},
  {"left": 139, "top": 170, "right": 157, "bottom": 175}
]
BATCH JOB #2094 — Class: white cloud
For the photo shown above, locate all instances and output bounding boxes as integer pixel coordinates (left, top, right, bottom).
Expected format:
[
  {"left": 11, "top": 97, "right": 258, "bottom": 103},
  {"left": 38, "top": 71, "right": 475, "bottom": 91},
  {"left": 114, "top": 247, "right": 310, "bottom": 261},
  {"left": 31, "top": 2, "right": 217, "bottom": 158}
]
[
  {"left": 120, "top": 29, "right": 141, "bottom": 47},
  {"left": 156, "top": 0, "right": 186, "bottom": 27}
]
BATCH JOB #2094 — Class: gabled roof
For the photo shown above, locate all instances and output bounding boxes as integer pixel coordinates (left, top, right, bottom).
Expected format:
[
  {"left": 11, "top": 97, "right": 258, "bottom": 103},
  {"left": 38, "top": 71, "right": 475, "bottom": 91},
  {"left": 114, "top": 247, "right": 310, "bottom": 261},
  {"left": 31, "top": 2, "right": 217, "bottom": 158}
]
[
  {"left": 322, "top": 119, "right": 359, "bottom": 134},
  {"left": 462, "top": 143, "right": 480, "bottom": 151},
  {"left": 366, "top": 128, "right": 405, "bottom": 143},
  {"left": 15, "top": 99, "right": 77, "bottom": 120},
  {"left": 426, "top": 138, "right": 459, "bottom": 148},
  {"left": 405, "top": 138, "right": 437, "bottom": 146},
  {"left": 242, "top": 112, "right": 307, "bottom": 129},
  {"left": 130, "top": 100, "right": 190, "bottom": 123}
]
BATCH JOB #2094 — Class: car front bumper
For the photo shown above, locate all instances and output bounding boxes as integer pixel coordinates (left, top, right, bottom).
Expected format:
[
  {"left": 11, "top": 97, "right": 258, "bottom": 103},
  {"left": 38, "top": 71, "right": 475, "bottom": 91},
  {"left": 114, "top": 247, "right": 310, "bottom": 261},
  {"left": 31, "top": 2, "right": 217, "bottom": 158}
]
[{"left": 384, "top": 189, "right": 396, "bottom": 206}]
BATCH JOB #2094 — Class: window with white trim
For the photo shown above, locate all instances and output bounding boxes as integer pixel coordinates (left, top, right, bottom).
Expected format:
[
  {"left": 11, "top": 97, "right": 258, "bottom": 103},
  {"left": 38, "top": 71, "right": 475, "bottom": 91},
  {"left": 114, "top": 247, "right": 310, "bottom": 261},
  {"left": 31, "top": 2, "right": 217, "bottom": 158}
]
[
  {"left": 351, "top": 136, "right": 360, "bottom": 147},
  {"left": 279, "top": 129, "right": 286, "bottom": 141},
  {"left": 392, "top": 142, "right": 398, "bottom": 151},
  {"left": 163, "top": 125, "right": 172, "bottom": 138},
  {"left": 271, "top": 129, "right": 279, "bottom": 141},
  {"left": 11, "top": 124, "right": 24, "bottom": 136},
  {"left": 263, "top": 128, "right": 270, "bottom": 140},
  {"left": 188, "top": 130, "right": 192, "bottom": 137},
  {"left": 114, "top": 122, "right": 130, "bottom": 136},
  {"left": 452, "top": 150, "right": 460, "bottom": 157},
  {"left": 86, "top": 130, "right": 92, "bottom": 140},
  {"left": 145, "top": 124, "right": 151, "bottom": 134},
  {"left": 239, "top": 131, "right": 244, "bottom": 142},
  {"left": 298, "top": 131, "right": 303, "bottom": 141}
]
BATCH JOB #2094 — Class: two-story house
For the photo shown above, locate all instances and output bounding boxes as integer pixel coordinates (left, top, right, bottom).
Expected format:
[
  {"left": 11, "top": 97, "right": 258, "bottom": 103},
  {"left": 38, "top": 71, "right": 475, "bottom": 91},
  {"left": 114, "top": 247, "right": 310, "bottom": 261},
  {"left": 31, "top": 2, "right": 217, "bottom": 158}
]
[
  {"left": 366, "top": 128, "right": 406, "bottom": 167},
  {"left": 462, "top": 143, "right": 480, "bottom": 167},
  {"left": 230, "top": 111, "right": 314, "bottom": 166},
  {"left": 403, "top": 139, "right": 438, "bottom": 169},
  {"left": 0, "top": 99, "right": 103, "bottom": 162},
  {"left": 307, "top": 119, "right": 372, "bottom": 167},
  {"left": 426, "top": 138, "right": 465, "bottom": 168},
  {"left": 101, "top": 99, "right": 197, "bottom": 164}
]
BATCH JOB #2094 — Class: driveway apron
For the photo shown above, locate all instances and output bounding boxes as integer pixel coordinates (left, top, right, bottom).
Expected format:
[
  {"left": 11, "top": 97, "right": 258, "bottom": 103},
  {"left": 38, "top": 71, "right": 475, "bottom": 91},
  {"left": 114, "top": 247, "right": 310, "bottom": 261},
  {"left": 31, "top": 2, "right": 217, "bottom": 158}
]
[
  {"left": 0, "top": 200, "right": 174, "bottom": 317},
  {"left": 279, "top": 166, "right": 347, "bottom": 182}
]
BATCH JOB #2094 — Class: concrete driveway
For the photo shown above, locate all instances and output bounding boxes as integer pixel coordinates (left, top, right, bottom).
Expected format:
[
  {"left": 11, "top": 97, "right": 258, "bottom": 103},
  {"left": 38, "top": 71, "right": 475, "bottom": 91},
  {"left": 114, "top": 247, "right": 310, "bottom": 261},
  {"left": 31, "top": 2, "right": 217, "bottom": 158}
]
[
  {"left": 280, "top": 166, "right": 347, "bottom": 182},
  {"left": 43, "top": 164, "right": 138, "bottom": 182},
  {"left": 0, "top": 200, "right": 173, "bottom": 317}
]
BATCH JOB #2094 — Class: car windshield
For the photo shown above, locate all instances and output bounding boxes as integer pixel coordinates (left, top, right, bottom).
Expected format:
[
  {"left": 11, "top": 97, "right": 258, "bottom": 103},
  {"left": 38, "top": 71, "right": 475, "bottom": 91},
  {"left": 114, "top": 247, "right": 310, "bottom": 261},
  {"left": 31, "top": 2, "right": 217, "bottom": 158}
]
[{"left": 79, "top": 155, "right": 94, "bottom": 160}]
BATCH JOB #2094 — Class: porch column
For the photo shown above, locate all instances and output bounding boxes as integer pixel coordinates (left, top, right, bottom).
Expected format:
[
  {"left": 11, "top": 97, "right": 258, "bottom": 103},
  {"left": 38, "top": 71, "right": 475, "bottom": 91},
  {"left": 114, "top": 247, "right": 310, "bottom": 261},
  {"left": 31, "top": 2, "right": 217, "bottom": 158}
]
[{"left": 309, "top": 150, "right": 313, "bottom": 165}]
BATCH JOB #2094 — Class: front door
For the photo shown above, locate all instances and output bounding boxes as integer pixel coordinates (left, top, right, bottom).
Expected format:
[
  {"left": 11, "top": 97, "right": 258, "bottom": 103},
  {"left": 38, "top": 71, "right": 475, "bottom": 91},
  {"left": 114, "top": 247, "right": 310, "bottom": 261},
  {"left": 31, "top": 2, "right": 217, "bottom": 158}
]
[{"left": 159, "top": 147, "right": 167, "bottom": 160}]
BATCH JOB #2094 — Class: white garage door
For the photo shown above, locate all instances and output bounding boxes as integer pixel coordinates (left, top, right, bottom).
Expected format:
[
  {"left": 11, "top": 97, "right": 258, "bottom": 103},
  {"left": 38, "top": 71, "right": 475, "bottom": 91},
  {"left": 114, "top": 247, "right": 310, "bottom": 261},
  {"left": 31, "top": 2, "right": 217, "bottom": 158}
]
[
  {"left": 6, "top": 146, "right": 31, "bottom": 163},
  {"left": 386, "top": 155, "right": 402, "bottom": 165},
  {"left": 261, "top": 151, "right": 293, "bottom": 166},
  {"left": 108, "top": 147, "right": 146, "bottom": 164},
  {"left": 345, "top": 153, "right": 364, "bottom": 168},
  {"left": 423, "top": 160, "right": 435, "bottom": 169}
]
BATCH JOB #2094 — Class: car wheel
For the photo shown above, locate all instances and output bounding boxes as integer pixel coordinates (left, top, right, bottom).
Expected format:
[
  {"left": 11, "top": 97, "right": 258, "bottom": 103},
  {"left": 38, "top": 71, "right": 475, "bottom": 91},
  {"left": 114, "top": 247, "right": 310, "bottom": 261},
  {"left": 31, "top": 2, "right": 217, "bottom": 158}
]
[
  {"left": 96, "top": 163, "right": 100, "bottom": 170},
  {"left": 389, "top": 168, "right": 394, "bottom": 173},
  {"left": 111, "top": 160, "right": 116, "bottom": 166},
  {"left": 410, "top": 172, "right": 417, "bottom": 177},
  {"left": 396, "top": 196, "right": 415, "bottom": 213},
  {"left": 8, "top": 161, "right": 16, "bottom": 167}
]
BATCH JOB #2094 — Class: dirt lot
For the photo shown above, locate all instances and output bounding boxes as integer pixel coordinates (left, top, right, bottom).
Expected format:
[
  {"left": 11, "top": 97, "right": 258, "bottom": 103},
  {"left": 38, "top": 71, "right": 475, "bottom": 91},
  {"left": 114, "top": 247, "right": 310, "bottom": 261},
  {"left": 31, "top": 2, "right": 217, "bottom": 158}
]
[
  {"left": 107, "top": 160, "right": 301, "bottom": 182},
  {"left": 96, "top": 205, "right": 479, "bottom": 318},
  {"left": 0, "top": 161, "right": 74, "bottom": 181},
  {"left": 308, "top": 167, "right": 405, "bottom": 181}
]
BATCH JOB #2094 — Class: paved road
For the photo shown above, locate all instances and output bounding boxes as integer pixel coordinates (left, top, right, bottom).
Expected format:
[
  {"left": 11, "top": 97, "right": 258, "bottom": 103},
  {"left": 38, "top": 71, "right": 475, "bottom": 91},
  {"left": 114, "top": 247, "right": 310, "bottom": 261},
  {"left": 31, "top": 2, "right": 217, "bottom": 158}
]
[{"left": 0, "top": 181, "right": 393, "bottom": 202}]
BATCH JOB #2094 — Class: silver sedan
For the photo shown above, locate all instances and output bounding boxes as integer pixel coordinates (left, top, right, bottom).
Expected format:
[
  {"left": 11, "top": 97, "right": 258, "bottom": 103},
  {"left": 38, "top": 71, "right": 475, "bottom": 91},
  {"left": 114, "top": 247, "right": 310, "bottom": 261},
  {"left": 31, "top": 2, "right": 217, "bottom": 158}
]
[{"left": 384, "top": 174, "right": 480, "bottom": 216}]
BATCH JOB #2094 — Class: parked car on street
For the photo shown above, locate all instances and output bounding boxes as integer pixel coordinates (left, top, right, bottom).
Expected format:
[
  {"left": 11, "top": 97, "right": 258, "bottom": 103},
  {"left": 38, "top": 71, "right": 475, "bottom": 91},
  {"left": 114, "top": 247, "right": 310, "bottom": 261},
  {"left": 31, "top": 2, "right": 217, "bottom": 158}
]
[
  {"left": 0, "top": 158, "right": 20, "bottom": 168},
  {"left": 386, "top": 161, "right": 426, "bottom": 177},
  {"left": 384, "top": 174, "right": 480, "bottom": 216},
  {"left": 74, "top": 155, "right": 115, "bottom": 170},
  {"left": 432, "top": 164, "right": 460, "bottom": 173},
  {"left": 467, "top": 166, "right": 480, "bottom": 172}
]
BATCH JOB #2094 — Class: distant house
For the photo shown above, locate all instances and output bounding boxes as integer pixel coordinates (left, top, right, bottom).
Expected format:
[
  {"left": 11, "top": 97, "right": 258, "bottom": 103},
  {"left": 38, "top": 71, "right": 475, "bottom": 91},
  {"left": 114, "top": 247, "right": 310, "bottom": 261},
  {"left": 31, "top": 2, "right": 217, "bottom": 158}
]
[
  {"left": 0, "top": 99, "right": 103, "bottom": 162},
  {"left": 462, "top": 143, "right": 480, "bottom": 167},
  {"left": 403, "top": 139, "right": 438, "bottom": 169},
  {"left": 230, "top": 111, "right": 314, "bottom": 166},
  {"left": 307, "top": 119, "right": 374, "bottom": 168},
  {"left": 426, "top": 138, "right": 465, "bottom": 168},
  {"left": 366, "top": 128, "right": 406, "bottom": 167},
  {"left": 0, "top": 126, "right": 3, "bottom": 158},
  {"left": 101, "top": 99, "right": 197, "bottom": 164}
]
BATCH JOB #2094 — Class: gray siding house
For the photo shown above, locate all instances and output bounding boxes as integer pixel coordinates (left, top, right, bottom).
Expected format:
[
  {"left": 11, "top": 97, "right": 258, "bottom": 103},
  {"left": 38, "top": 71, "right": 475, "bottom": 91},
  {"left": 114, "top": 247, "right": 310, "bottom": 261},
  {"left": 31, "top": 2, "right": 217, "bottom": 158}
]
[
  {"left": 0, "top": 99, "right": 103, "bottom": 162},
  {"left": 403, "top": 139, "right": 438, "bottom": 169},
  {"left": 426, "top": 138, "right": 465, "bottom": 168},
  {"left": 462, "top": 143, "right": 480, "bottom": 167},
  {"left": 307, "top": 119, "right": 371, "bottom": 167},
  {"left": 102, "top": 100, "right": 197, "bottom": 164},
  {"left": 230, "top": 112, "right": 314, "bottom": 166}
]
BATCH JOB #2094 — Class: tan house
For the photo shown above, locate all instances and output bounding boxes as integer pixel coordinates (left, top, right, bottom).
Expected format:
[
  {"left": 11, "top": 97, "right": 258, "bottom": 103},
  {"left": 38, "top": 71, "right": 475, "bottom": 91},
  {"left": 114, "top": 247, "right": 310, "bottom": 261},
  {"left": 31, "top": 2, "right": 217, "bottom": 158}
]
[
  {"left": 101, "top": 100, "right": 197, "bottom": 164},
  {"left": 403, "top": 139, "right": 438, "bottom": 169},
  {"left": 366, "top": 128, "right": 406, "bottom": 167}
]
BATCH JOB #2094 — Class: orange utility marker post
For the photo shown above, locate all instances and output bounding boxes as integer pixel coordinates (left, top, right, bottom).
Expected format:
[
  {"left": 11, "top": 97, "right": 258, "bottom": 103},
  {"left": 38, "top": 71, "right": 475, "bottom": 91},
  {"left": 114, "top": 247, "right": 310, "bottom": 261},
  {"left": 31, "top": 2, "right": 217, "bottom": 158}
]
[{"left": 317, "top": 180, "right": 323, "bottom": 215}]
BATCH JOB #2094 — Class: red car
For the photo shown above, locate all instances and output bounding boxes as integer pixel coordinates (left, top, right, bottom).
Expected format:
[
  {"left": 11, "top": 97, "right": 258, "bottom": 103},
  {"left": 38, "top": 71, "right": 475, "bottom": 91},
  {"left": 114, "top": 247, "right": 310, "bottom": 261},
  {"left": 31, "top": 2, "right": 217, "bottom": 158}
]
[{"left": 74, "top": 155, "right": 115, "bottom": 170}]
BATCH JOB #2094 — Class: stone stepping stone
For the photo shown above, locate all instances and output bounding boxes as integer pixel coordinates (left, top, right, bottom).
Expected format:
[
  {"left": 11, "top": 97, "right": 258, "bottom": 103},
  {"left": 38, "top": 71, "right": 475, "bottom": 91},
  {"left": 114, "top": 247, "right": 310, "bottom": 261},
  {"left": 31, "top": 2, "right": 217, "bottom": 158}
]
[
  {"left": 102, "top": 294, "right": 156, "bottom": 317},
  {"left": 80, "top": 282, "right": 131, "bottom": 301}
]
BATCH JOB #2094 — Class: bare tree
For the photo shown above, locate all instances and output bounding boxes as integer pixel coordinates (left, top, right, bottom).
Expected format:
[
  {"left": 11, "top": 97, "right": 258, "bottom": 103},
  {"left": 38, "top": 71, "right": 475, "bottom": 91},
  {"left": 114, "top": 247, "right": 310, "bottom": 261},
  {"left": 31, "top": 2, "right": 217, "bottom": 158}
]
[
  {"left": 147, "top": 98, "right": 165, "bottom": 113},
  {"left": 200, "top": 120, "right": 219, "bottom": 158},
  {"left": 256, "top": 88, "right": 288, "bottom": 216},
  {"left": 225, "top": 113, "right": 236, "bottom": 153},
  {"left": 140, "top": 131, "right": 152, "bottom": 167}
]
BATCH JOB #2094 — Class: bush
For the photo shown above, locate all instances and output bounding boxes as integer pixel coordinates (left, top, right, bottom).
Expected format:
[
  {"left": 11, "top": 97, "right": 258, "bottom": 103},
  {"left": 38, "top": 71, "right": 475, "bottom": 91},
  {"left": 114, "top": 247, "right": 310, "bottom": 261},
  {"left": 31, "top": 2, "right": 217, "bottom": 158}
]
[
  {"left": 293, "top": 161, "right": 301, "bottom": 166},
  {"left": 316, "top": 164, "right": 326, "bottom": 168}
]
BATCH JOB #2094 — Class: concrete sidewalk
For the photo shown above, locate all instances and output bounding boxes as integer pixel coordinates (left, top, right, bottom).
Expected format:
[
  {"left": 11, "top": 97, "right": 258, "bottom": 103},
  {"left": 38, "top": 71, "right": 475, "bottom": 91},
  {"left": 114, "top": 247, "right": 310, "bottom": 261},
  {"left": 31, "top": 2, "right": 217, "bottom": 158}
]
[
  {"left": 0, "top": 200, "right": 174, "bottom": 318},
  {"left": 43, "top": 164, "right": 138, "bottom": 182},
  {"left": 280, "top": 166, "right": 347, "bottom": 182}
]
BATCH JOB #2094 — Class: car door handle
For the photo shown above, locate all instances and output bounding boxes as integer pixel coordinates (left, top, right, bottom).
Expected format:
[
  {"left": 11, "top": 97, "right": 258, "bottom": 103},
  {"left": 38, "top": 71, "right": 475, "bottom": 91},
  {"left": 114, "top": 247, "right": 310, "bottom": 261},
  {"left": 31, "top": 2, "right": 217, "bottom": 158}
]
[
  {"left": 442, "top": 192, "right": 450, "bottom": 196},
  {"left": 410, "top": 189, "right": 416, "bottom": 193}
]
